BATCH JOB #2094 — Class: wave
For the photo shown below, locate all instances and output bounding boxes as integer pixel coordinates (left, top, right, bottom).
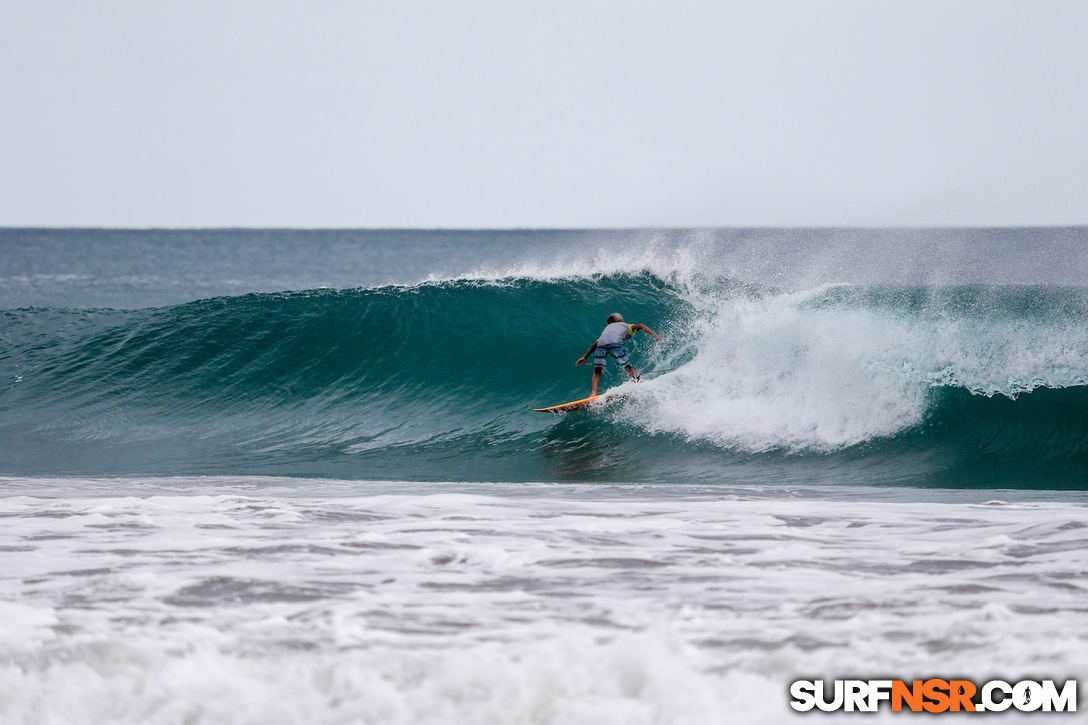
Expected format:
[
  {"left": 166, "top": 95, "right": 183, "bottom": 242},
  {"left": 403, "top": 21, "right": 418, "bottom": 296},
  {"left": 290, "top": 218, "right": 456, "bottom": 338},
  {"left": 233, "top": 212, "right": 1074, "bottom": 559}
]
[{"left": 3, "top": 273, "right": 1088, "bottom": 488}]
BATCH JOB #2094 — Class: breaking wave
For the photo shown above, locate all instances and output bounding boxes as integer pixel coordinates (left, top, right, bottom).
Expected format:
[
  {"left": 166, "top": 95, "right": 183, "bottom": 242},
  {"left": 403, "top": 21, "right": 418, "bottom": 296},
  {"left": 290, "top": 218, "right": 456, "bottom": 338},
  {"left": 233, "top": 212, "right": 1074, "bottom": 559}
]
[{"left": 3, "top": 271, "right": 1088, "bottom": 488}]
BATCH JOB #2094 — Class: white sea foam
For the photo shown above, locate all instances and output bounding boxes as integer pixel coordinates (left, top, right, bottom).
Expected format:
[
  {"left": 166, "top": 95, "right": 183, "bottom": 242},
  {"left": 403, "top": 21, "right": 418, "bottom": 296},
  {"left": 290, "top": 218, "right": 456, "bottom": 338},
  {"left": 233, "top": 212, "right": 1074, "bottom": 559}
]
[
  {"left": 1, "top": 479, "right": 1086, "bottom": 724},
  {"left": 612, "top": 282, "right": 1088, "bottom": 452}
]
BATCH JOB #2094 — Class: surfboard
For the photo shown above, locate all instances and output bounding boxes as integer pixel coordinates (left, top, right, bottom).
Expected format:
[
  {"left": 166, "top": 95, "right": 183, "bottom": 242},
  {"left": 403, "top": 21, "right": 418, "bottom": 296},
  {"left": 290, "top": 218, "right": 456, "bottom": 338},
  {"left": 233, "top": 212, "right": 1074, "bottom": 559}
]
[{"left": 534, "top": 394, "right": 603, "bottom": 413}]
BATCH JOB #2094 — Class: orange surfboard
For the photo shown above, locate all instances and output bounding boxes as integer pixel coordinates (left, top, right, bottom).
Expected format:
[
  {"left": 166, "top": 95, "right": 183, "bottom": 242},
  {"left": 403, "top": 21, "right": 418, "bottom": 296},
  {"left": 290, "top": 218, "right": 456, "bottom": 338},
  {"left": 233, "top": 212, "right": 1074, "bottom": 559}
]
[{"left": 533, "top": 394, "right": 604, "bottom": 413}]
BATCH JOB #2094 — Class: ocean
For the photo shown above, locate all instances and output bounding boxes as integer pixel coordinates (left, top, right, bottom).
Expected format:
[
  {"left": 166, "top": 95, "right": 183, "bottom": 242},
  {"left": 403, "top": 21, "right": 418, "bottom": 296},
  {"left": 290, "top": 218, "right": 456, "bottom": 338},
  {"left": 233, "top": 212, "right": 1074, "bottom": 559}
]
[{"left": 1, "top": 228, "right": 1086, "bottom": 723}]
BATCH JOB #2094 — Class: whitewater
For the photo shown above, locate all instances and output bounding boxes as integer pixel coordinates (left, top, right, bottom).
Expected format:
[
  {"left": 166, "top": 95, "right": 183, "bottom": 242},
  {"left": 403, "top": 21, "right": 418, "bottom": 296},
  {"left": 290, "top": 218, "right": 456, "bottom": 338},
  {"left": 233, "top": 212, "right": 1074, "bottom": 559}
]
[{"left": 1, "top": 228, "right": 1086, "bottom": 723}]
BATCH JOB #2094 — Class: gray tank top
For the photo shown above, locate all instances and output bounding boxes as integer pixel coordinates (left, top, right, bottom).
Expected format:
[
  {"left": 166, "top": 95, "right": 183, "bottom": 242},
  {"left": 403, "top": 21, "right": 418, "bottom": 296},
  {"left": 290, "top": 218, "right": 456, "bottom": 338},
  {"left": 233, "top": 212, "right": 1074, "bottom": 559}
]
[{"left": 598, "top": 322, "right": 632, "bottom": 347}]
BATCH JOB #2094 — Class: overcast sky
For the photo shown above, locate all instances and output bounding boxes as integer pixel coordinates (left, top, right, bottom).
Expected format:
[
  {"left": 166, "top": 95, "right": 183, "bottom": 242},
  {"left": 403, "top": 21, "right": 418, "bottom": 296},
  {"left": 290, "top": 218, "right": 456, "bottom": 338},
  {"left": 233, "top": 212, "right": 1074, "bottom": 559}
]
[{"left": 1, "top": 1, "right": 1085, "bottom": 228}]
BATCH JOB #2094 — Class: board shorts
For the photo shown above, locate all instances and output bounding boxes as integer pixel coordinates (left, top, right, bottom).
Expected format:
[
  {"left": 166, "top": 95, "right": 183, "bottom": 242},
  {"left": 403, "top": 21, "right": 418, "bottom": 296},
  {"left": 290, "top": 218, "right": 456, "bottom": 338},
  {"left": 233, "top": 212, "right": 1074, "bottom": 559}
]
[{"left": 594, "top": 344, "right": 630, "bottom": 369}]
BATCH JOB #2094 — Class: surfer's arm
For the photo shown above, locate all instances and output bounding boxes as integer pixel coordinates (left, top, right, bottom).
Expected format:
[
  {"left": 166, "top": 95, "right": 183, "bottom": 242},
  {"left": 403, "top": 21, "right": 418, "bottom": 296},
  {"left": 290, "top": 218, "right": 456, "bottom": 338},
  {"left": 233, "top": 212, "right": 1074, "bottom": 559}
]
[
  {"left": 631, "top": 324, "right": 665, "bottom": 343},
  {"left": 575, "top": 341, "right": 598, "bottom": 366}
]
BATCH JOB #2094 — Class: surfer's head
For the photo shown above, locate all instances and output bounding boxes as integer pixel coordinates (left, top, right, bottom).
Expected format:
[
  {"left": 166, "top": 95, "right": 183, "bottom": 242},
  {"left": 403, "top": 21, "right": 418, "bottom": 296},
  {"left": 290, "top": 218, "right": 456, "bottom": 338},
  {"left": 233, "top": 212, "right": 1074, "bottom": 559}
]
[{"left": 607, "top": 312, "right": 624, "bottom": 324}]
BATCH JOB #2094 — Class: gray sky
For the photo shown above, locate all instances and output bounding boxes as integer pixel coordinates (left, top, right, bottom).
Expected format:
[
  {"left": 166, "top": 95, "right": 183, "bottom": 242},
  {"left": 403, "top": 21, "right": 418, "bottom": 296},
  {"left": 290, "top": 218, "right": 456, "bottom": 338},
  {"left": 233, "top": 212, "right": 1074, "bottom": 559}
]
[{"left": 1, "top": 1, "right": 1086, "bottom": 228}]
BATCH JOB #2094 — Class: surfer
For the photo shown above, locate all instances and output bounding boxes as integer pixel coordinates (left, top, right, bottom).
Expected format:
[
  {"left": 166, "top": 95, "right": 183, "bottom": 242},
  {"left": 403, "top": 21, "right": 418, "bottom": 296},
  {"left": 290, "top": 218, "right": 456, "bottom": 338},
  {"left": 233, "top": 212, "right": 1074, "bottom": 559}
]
[{"left": 575, "top": 313, "right": 665, "bottom": 396}]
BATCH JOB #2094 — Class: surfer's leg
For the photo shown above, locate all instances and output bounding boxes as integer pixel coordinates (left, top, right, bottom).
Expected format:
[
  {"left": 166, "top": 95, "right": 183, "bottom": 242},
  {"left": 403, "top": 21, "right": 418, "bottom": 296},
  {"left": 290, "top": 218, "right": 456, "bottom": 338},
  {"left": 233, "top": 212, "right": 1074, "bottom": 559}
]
[
  {"left": 592, "top": 346, "right": 609, "bottom": 395},
  {"left": 624, "top": 364, "right": 640, "bottom": 381}
]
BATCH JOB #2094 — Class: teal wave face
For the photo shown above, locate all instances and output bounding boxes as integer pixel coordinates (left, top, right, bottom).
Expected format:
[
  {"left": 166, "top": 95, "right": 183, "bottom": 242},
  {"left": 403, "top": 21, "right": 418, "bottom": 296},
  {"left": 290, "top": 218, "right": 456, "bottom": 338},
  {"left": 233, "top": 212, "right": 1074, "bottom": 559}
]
[
  {"left": 0, "top": 275, "right": 684, "bottom": 477},
  {"left": 3, "top": 275, "right": 1088, "bottom": 488},
  {"left": 911, "top": 386, "right": 1088, "bottom": 487}
]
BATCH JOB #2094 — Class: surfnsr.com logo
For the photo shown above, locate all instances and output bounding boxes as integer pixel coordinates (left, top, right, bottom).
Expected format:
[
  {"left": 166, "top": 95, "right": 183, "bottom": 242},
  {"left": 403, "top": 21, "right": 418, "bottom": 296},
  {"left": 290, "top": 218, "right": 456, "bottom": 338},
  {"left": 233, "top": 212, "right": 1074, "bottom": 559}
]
[{"left": 790, "top": 679, "right": 1076, "bottom": 713}]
